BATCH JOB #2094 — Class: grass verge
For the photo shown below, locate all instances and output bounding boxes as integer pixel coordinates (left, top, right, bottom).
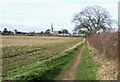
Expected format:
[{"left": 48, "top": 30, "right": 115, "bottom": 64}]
[{"left": 76, "top": 45, "right": 98, "bottom": 80}]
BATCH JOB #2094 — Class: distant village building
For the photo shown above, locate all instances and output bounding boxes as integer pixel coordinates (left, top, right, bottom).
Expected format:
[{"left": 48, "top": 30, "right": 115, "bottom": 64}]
[
  {"left": 58, "top": 29, "right": 70, "bottom": 36},
  {"left": 0, "top": 30, "right": 1, "bottom": 35},
  {"left": 12, "top": 29, "right": 29, "bottom": 35},
  {"left": 50, "top": 23, "right": 54, "bottom": 34},
  {"left": 50, "top": 23, "right": 58, "bottom": 35},
  {"left": 73, "top": 29, "right": 88, "bottom": 36},
  {"left": 13, "top": 29, "right": 17, "bottom": 35},
  {"left": 49, "top": 23, "right": 70, "bottom": 36}
]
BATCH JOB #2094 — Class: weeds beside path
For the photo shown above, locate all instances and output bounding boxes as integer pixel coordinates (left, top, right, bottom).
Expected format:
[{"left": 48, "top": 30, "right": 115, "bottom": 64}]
[{"left": 77, "top": 45, "right": 98, "bottom": 80}]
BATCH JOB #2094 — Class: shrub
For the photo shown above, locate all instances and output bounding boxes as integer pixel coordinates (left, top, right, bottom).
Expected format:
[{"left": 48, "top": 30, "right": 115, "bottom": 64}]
[{"left": 87, "top": 32, "right": 118, "bottom": 60}]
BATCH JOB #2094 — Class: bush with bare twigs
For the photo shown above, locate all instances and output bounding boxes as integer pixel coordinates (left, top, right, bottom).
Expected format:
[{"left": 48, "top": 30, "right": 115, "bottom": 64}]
[{"left": 87, "top": 32, "right": 118, "bottom": 60}]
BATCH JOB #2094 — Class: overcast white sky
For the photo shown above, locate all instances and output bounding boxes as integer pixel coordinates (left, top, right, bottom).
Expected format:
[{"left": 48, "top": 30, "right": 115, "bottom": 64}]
[{"left": 0, "top": 0, "right": 119, "bottom": 32}]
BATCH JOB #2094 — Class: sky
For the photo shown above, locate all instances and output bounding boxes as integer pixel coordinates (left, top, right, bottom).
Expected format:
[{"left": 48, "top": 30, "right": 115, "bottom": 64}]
[{"left": 0, "top": 0, "right": 119, "bottom": 33}]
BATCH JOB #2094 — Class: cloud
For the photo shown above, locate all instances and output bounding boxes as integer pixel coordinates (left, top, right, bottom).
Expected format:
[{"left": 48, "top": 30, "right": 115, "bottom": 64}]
[{"left": 1, "top": 0, "right": 58, "bottom": 4}]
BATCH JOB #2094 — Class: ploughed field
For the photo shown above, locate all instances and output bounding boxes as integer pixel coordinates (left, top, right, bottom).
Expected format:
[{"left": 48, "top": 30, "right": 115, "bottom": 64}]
[{"left": 2, "top": 36, "right": 82, "bottom": 80}]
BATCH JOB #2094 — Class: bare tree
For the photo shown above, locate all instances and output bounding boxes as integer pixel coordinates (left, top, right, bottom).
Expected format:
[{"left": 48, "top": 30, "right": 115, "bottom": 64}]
[{"left": 72, "top": 5, "right": 115, "bottom": 35}]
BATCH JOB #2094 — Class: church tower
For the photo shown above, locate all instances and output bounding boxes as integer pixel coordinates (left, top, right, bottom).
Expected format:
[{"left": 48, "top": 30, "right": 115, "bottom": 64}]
[
  {"left": 50, "top": 23, "right": 53, "bottom": 34},
  {"left": 51, "top": 23, "right": 53, "bottom": 32}
]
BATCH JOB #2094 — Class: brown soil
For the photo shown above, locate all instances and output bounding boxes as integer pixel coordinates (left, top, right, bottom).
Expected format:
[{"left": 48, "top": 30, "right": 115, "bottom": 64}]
[
  {"left": 61, "top": 45, "right": 84, "bottom": 80},
  {"left": 2, "top": 36, "right": 79, "bottom": 46}
]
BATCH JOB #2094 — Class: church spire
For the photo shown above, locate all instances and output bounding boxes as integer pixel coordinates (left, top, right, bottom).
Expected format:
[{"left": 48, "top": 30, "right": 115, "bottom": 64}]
[{"left": 51, "top": 23, "right": 53, "bottom": 32}]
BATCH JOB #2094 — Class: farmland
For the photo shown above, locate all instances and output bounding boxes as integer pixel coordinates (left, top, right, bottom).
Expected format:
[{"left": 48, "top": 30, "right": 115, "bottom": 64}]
[
  {"left": 2, "top": 34, "right": 117, "bottom": 80},
  {"left": 2, "top": 36, "right": 84, "bottom": 80},
  {"left": 2, "top": 36, "right": 80, "bottom": 46}
]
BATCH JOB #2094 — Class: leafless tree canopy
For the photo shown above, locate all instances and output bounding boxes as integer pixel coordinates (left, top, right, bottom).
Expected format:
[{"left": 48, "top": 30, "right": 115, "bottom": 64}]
[{"left": 72, "top": 5, "right": 115, "bottom": 34}]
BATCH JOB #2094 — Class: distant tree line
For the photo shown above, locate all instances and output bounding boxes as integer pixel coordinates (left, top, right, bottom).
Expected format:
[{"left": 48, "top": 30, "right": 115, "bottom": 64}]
[
  {"left": 1, "top": 28, "right": 71, "bottom": 36},
  {"left": 1, "top": 28, "right": 14, "bottom": 35}
]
